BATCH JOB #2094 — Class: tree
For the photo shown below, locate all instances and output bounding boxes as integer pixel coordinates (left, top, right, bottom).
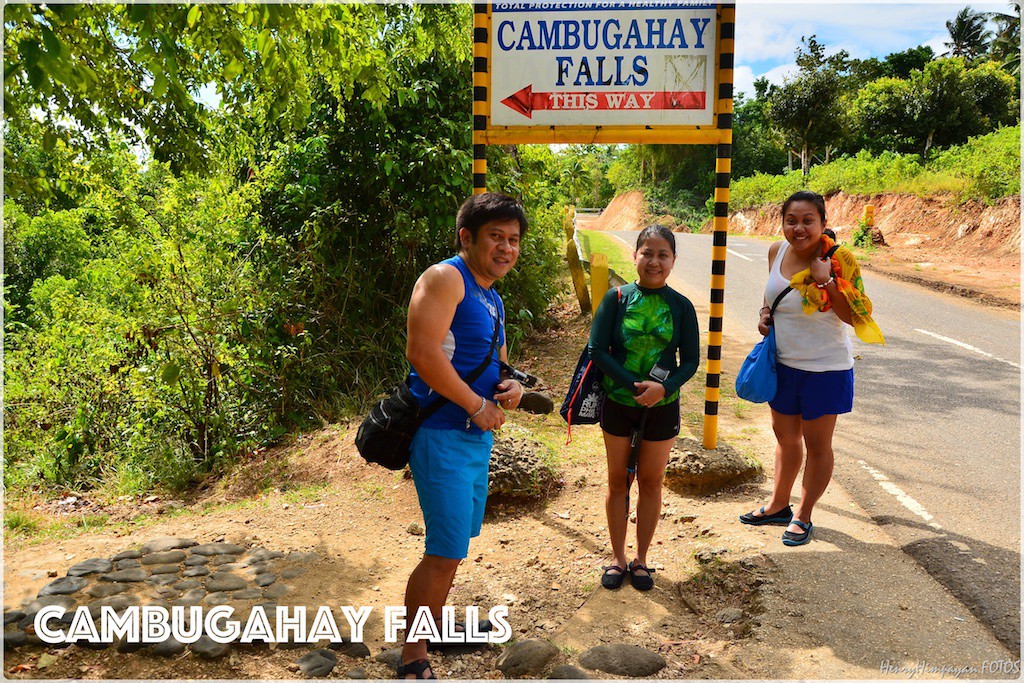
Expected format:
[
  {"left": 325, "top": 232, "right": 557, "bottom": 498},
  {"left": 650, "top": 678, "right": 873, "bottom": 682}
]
[
  {"left": 767, "top": 36, "right": 850, "bottom": 175},
  {"left": 943, "top": 7, "right": 991, "bottom": 58},
  {"left": 3, "top": 4, "right": 466, "bottom": 180},
  {"left": 988, "top": 3, "right": 1021, "bottom": 76},
  {"left": 732, "top": 79, "right": 788, "bottom": 178},
  {"left": 852, "top": 57, "right": 1018, "bottom": 157}
]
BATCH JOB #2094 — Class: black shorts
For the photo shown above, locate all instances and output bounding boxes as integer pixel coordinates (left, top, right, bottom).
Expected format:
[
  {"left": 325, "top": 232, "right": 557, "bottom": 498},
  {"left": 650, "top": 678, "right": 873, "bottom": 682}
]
[{"left": 600, "top": 397, "right": 680, "bottom": 442}]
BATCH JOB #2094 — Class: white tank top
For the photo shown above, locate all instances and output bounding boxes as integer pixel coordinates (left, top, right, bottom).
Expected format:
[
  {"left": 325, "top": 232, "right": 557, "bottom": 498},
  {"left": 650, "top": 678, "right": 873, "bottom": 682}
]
[{"left": 765, "top": 241, "right": 854, "bottom": 372}]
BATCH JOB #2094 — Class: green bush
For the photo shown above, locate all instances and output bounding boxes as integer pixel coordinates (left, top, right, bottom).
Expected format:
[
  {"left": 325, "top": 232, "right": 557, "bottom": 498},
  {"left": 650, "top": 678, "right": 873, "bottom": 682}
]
[{"left": 729, "top": 125, "right": 1020, "bottom": 210}]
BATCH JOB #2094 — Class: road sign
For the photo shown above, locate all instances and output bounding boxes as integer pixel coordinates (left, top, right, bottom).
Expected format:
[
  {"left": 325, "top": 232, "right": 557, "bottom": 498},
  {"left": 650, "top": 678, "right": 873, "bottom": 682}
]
[{"left": 488, "top": 2, "right": 719, "bottom": 138}]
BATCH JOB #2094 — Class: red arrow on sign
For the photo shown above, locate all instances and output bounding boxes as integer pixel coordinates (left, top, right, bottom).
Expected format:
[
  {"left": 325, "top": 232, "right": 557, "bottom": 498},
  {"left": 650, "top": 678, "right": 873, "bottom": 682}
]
[{"left": 500, "top": 85, "right": 706, "bottom": 119}]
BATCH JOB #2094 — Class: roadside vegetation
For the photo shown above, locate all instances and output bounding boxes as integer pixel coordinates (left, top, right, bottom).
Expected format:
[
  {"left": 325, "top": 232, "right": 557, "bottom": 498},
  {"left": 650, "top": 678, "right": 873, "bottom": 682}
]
[{"left": 3, "top": 4, "right": 1018, "bottom": 501}]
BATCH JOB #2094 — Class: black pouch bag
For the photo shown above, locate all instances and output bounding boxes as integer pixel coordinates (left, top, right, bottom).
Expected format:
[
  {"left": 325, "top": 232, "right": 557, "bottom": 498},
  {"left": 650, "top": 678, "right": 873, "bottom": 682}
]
[{"left": 356, "top": 317, "right": 500, "bottom": 470}]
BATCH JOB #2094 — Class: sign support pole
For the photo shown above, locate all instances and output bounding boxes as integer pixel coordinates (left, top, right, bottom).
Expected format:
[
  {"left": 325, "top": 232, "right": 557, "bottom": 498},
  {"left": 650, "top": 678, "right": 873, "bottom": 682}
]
[
  {"left": 473, "top": 4, "right": 489, "bottom": 194},
  {"left": 702, "top": 4, "right": 735, "bottom": 450}
]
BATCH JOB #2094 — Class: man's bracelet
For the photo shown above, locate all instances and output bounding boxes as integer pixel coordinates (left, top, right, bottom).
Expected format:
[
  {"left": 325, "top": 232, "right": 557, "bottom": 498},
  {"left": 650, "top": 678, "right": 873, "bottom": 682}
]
[
  {"left": 466, "top": 396, "right": 487, "bottom": 430},
  {"left": 759, "top": 306, "right": 771, "bottom": 314}
]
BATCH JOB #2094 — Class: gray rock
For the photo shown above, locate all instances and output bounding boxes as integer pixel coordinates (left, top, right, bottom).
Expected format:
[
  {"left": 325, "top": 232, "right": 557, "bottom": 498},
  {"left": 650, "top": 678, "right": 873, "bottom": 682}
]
[
  {"left": 519, "top": 391, "right": 555, "bottom": 414},
  {"left": 281, "top": 567, "right": 306, "bottom": 579},
  {"left": 154, "top": 587, "right": 180, "bottom": 599},
  {"left": 4, "top": 611, "right": 25, "bottom": 626},
  {"left": 151, "top": 636, "right": 187, "bottom": 657},
  {"left": 578, "top": 644, "right": 666, "bottom": 677},
  {"left": 183, "top": 566, "right": 211, "bottom": 578},
  {"left": 488, "top": 426, "right": 563, "bottom": 501},
  {"left": 148, "top": 564, "right": 181, "bottom": 575},
  {"left": 25, "top": 595, "right": 77, "bottom": 615},
  {"left": 210, "top": 555, "right": 239, "bottom": 566},
  {"left": 664, "top": 438, "right": 762, "bottom": 495},
  {"left": 4, "top": 629, "right": 27, "bottom": 649},
  {"left": 191, "top": 543, "right": 246, "bottom": 557},
  {"left": 141, "top": 550, "right": 187, "bottom": 565},
  {"left": 86, "top": 595, "right": 140, "bottom": 617},
  {"left": 254, "top": 572, "right": 276, "bottom": 587},
  {"left": 115, "top": 558, "right": 141, "bottom": 570},
  {"left": 100, "top": 568, "right": 148, "bottom": 583},
  {"left": 203, "top": 592, "right": 232, "bottom": 606},
  {"left": 171, "top": 589, "right": 206, "bottom": 607},
  {"left": 716, "top": 608, "right": 744, "bottom": 624},
  {"left": 86, "top": 584, "right": 128, "bottom": 599},
  {"left": 287, "top": 551, "right": 319, "bottom": 563},
  {"left": 112, "top": 549, "right": 143, "bottom": 561},
  {"left": 146, "top": 574, "right": 179, "bottom": 587},
  {"left": 375, "top": 647, "right": 403, "bottom": 670},
  {"left": 173, "top": 579, "right": 202, "bottom": 591},
  {"left": 406, "top": 523, "right": 425, "bottom": 536},
  {"left": 116, "top": 637, "right": 148, "bottom": 653},
  {"left": 496, "top": 639, "right": 560, "bottom": 677},
  {"left": 549, "top": 664, "right": 591, "bottom": 679},
  {"left": 140, "top": 537, "right": 197, "bottom": 554},
  {"left": 296, "top": 649, "right": 338, "bottom": 677},
  {"left": 263, "top": 584, "right": 290, "bottom": 599},
  {"left": 191, "top": 635, "right": 231, "bottom": 659},
  {"left": 329, "top": 638, "right": 371, "bottom": 658},
  {"left": 38, "top": 576, "right": 89, "bottom": 596},
  {"left": 234, "top": 588, "right": 263, "bottom": 600},
  {"left": 345, "top": 667, "right": 367, "bottom": 679},
  {"left": 184, "top": 555, "right": 209, "bottom": 566},
  {"left": 244, "top": 548, "right": 285, "bottom": 564},
  {"left": 207, "top": 573, "right": 247, "bottom": 592},
  {"left": 67, "top": 558, "right": 113, "bottom": 576}
]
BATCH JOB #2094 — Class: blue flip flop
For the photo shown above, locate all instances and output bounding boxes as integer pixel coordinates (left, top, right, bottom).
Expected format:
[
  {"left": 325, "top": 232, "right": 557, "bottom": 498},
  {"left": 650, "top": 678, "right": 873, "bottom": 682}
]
[
  {"left": 739, "top": 505, "right": 793, "bottom": 526},
  {"left": 782, "top": 520, "right": 813, "bottom": 546}
]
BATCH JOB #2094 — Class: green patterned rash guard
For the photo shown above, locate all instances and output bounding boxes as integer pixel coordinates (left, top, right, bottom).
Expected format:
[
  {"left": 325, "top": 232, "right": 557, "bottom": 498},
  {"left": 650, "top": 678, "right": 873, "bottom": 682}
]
[{"left": 587, "top": 283, "right": 700, "bottom": 408}]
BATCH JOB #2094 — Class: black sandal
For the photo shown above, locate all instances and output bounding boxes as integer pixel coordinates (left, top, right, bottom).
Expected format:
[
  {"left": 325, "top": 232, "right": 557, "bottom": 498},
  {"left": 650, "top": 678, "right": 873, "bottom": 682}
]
[
  {"left": 628, "top": 560, "right": 655, "bottom": 591},
  {"left": 601, "top": 564, "right": 627, "bottom": 589},
  {"left": 396, "top": 658, "right": 436, "bottom": 680}
]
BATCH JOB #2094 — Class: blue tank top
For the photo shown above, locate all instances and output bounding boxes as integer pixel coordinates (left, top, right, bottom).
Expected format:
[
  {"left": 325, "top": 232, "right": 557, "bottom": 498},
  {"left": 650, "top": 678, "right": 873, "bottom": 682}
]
[{"left": 409, "top": 255, "right": 505, "bottom": 433}]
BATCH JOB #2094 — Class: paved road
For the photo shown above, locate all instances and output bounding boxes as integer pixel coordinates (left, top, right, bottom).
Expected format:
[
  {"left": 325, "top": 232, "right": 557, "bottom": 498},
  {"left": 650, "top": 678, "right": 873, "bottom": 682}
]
[{"left": 608, "top": 230, "right": 1021, "bottom": 652}]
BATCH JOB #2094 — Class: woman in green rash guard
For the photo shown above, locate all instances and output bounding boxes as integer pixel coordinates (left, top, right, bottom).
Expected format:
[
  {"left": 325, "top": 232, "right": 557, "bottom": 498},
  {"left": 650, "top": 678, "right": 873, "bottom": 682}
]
[{"left": 588, "top": 225, "right": 700, "bottom": 591}]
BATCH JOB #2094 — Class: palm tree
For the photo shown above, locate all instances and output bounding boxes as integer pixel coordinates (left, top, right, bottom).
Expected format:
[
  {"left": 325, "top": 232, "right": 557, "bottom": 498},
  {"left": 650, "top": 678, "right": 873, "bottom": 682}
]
[
  {"left": 988, "top": 3, "right": 1021, "bottom": 76},
  {"left": 943, "top": 7, "right": 991, "bottom": 58}
]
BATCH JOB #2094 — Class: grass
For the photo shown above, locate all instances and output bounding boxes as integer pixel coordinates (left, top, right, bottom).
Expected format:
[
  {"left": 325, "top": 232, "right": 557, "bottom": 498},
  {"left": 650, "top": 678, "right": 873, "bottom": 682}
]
[{"left": 576, "top": 229, "right": 636, "bottom": 283}]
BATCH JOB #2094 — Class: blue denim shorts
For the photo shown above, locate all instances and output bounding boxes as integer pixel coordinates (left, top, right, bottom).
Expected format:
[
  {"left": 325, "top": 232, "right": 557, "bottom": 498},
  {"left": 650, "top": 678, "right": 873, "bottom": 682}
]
[
  {"left": 409, "top": 427, "right": 492, "bottom": 559},
  {"left": 769, "top": 364, "right": 854, "bottom": 421}
]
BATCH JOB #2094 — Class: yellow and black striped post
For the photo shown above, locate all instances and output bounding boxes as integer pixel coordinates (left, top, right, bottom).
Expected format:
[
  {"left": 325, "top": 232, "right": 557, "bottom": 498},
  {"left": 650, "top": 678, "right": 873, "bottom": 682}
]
[
  {"left": 473, "top": 5, "right": 488, "bottom": 195},
  {"left": 702, "top": 3, "right": 735, "bottom": 450}
]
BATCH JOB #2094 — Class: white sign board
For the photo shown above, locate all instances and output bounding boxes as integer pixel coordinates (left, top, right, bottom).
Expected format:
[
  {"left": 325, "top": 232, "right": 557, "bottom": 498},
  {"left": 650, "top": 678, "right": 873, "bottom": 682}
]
[{"left": 490, "top": 2, "right": 717, "bottom": 128}]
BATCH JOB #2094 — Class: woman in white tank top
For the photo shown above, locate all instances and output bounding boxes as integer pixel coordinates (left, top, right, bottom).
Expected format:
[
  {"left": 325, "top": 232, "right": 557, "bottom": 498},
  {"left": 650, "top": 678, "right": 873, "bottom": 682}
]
[{"left": 738, "top": 191, "right": 864, "bottom": 547}]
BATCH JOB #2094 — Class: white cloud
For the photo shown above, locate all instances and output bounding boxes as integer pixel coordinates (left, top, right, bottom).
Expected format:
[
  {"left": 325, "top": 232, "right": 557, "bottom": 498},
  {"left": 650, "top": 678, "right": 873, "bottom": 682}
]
[{"left": 733, "top": 65, "right": 757, "bottom": 100}]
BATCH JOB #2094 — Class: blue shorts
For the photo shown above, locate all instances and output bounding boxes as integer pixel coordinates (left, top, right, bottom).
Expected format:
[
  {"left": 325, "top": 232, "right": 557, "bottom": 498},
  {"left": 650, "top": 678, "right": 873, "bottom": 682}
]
[
  {"left": 769, "top": 364, "right": 854, "bottom": 421},
  {"left": 409, "top": 427, "right": 492, "bottom": 560}
]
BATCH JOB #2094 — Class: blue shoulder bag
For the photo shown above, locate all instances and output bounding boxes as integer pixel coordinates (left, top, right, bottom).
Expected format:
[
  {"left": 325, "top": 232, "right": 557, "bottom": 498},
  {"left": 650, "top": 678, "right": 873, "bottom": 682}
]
[{"left": 735, "top": 286, "right": 792, "bottom": 404}]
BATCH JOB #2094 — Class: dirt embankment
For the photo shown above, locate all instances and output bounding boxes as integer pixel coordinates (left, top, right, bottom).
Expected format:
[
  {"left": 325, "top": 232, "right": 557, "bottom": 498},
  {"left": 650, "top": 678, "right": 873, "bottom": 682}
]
[
  {"left": 583, "top": 190, "right": 1020, "bottom": 308},
  {"left": 713, "top": 192, "right": 1021, "bottom": 307}
]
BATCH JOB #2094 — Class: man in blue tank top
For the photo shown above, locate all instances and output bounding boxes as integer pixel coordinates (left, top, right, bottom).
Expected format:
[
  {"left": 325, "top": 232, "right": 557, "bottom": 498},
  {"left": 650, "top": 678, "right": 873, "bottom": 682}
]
[{"left": 399, "top": 193, "right": 527, "bottom": 679}]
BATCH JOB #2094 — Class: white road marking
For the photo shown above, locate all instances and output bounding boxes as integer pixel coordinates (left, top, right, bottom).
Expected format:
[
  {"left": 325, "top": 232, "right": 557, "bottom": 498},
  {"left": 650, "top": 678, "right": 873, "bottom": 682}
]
[
  {"left": 914, "top": 329, "right": 1020, "bottom": 369},
  {"left": 726, "top": 248, "right": 753, "bottom": 262},
  {"left": 859, "top": 461, "right": 943, "bottom": 530}
]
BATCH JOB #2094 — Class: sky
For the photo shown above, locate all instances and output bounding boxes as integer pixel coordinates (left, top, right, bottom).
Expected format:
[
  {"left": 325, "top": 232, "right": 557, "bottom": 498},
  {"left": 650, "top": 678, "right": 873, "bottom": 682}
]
[{"left": 732, "top": 2, "right": 1011, "bottom": 98}]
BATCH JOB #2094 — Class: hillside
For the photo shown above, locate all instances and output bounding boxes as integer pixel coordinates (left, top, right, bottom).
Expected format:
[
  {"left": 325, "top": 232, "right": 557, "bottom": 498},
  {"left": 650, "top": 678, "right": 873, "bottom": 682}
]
[{"left": 583, "top": 190, "right": 1021, "bottom": 307}]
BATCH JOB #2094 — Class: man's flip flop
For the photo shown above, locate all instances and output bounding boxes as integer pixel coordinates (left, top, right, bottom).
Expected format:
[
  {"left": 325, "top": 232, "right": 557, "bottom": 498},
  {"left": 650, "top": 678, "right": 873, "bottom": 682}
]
[
  {"left": 739, "top": 505, "right": 793, "bottom": 526},
  {"left": 782, "top": 520, "right": 813, "bottom": 546},
  {"left": 396, "top": 658, "right": 436, "bottom": 679}
]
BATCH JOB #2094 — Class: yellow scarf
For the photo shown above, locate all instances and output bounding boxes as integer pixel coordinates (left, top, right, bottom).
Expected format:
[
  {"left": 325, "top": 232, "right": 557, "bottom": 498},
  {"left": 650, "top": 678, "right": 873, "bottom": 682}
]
[{"left": 788, "top": 235, "right": 885, "bottom": 345}]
